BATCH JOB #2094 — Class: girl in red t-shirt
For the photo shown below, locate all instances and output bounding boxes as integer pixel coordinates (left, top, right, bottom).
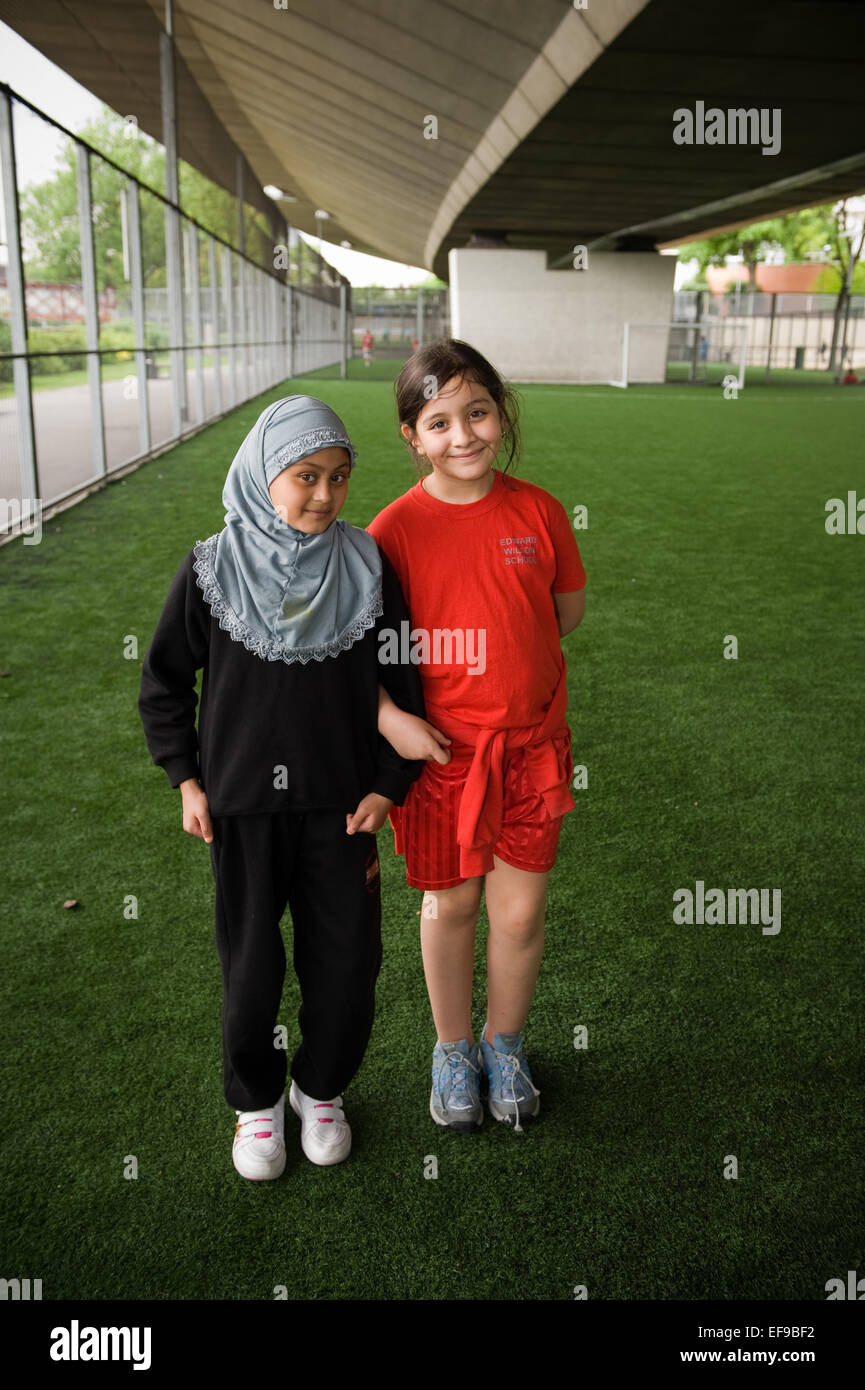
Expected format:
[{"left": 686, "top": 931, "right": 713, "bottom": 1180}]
[{"left": 370, "top": 339, "right": 586, "bottom": 1133}]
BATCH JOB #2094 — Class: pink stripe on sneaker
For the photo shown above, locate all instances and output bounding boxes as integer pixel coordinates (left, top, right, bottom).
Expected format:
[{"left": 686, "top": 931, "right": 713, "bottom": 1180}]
[{"left": 255, "top": 1130, "right": 272, "bottom": 1138}]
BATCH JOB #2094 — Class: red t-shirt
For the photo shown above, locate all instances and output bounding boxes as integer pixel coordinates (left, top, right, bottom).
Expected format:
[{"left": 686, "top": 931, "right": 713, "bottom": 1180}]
[{"left": 367, "top": 469, "right": 585, "bottom": 730}]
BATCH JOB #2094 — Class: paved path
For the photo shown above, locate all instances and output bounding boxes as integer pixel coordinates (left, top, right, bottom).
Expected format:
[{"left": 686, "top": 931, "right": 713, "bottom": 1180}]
[
  {"left": 1, "top": 348, "right": 345, "bottom": 511},
  {"left": 1, "top": 365, "right": 245, "bottom": 506}
]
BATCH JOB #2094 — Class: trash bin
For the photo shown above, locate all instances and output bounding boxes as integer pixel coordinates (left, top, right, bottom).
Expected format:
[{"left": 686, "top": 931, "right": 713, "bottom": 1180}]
[{"left": 794, "top": 346, "right": 806, "bottom": 370}]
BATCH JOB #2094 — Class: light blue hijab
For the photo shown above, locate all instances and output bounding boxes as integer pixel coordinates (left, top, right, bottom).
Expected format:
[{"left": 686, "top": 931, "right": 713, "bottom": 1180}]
[{"left": 192, "top": 396, "right": 382, "bottom": 663}]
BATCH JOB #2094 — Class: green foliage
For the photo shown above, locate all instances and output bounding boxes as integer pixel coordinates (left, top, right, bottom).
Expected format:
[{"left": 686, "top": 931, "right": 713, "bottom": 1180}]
[
  {"left": 813, "top": 262, "right": 865, "bottom": 294},
  {"left": 352, "top": 284, "right": 448, "bottom": 303},
  {"left": 677, "top": 218, "right": 787, "bottom": 277},
  {"left": 97, "top": 319, "right": 136, "bottom": 351},
  {"left": 678, "top": 203, "right": 864, "bottom": 285},
  {"left": 26, "top": 325, "right": 87, "bottom": 375},
  {"left": 0, "top": 319, "right": 11, "bottom": 381},
  {"left": 18, "top": 105, "right": 273, "bottom": 296}
]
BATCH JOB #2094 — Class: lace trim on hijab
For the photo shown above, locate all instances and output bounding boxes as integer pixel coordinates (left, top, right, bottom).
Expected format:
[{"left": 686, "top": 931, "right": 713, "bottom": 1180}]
[
  {"left": 192, "top": 534, "right": 382, "bottom": 665},
  {"left": 273, "top": 428, "right": 357, "bottom": 474}
]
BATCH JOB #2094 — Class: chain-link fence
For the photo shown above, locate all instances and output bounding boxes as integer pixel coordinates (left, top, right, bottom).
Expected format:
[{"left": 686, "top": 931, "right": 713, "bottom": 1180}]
[
  {"left": 0, "top": 88, "right": 351, "bottom": 535},
  {"left": 672, "top": 289, "right": 865, "bottom": 380},
  {"left": 351, "top": 287, "right": 449, "bottom": 364}
]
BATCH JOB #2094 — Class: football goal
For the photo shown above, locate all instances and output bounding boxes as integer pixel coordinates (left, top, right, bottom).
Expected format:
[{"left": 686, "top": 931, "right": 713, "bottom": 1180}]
[{"left": 610, "top": 320, "right": 749, "bottom": 388}]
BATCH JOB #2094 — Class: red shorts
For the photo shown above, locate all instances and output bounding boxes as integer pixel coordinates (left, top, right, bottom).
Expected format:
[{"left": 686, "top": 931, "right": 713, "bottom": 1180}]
[{"left": 392, "top": 726, "right": 573, "bottom": 890}]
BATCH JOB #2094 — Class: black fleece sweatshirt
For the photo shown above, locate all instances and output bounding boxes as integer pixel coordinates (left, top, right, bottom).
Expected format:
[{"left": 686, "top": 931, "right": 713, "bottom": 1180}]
[{"left": 138, "top": 545, "right": 426, "bottom": 816}]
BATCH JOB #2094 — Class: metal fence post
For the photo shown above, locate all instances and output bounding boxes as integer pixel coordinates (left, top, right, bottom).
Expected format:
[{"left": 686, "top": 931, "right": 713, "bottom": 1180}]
[
  {"left": 208, "top": 236, "right": 223, "bottom": 417},
  {"left": 340, "top": 282, "right": 347, "bottom": 379},
  {"left": 187, "top": 223, "right": 205, "bottom": 421},
  {"left": 160, "top": 25, "right": 185, "bottom": 437},
  {"left": 0, "top": 89, "right": 38, "bottom": 512},
  {"left": 690, "top": 291, "right": 704, "bottom": 382},
  {"left": 765, "top": 293, "right": 777, "bottom": 382},
  {"left": 126, "top": 179, "right": 151, "bottom": 457},
  {"left": 76, "top": 143, "right": 107, "bottom": 481},
  {"left": 223, "top": 246, "right": 237, "bottom": 409},
  {"left": 164, "top": 200, "right": 185, "bottom": 436},
  {"left": 270, "top": 272, "right": 281, "bottom": 387},
  {"left": 238, "top": 256, "right": 249, "bottom": 400},
  {"left": 287, "top": 282, "right": 295, "bottom": 380}
]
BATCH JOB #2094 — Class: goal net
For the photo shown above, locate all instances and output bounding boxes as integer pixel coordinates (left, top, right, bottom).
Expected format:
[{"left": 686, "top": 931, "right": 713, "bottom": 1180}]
[{"left": 610, "top": 321, "right": 749, "bottom": 388}]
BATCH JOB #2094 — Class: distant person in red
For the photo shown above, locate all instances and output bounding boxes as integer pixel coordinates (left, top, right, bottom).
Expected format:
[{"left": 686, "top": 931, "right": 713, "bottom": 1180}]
[
  {"left": 412, "top": 336, "right": 419, "bottom": 354},
  {"left": 361, "top": 330, "right": 374, "bottom": 368},
  {"left": 842, "top": 367, "right": 859, "bottom": 385}
]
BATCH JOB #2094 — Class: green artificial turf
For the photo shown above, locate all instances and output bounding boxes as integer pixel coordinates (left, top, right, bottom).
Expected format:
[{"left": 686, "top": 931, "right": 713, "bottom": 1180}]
[{"left": 1, "top": 375, "right": 863, "bottom": 1301}]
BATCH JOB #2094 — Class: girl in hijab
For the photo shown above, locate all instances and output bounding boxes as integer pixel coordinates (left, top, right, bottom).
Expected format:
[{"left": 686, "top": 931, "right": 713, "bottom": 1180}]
[{"left": 139, "top": 396, "right": 449, "bottom": 1181}]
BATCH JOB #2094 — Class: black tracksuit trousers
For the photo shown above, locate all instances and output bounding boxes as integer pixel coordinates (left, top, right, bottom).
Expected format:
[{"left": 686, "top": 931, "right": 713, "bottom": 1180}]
[{"left": 209, "top": 810, "right": 382, "bottom": 1112}]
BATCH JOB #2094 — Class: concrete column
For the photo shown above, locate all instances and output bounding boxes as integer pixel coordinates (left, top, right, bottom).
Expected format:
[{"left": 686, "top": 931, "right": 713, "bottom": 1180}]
[{"left": 449, "top": 248, "right": 676, "bottom": 384}]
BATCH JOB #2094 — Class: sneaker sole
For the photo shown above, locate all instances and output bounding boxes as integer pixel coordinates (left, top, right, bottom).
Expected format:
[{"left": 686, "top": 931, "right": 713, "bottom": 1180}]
[
  {"left": 487, "top": 1095, "right": 541, "bottom": 1124},
  {"left": 289, "top": 1084, "right": 351, "bottom": 1165},
  {"left": 429, "top": 1091, "right": 483, "bottom": 1132}
]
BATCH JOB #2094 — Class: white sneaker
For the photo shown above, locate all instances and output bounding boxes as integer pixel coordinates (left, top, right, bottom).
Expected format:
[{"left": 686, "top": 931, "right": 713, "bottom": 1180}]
[
  {"left": 289, "top": 1080, "right": 351, "bottom": 1166},
  {"left": 232, "top": 1093, "right": 286, "bottom": 1181}
]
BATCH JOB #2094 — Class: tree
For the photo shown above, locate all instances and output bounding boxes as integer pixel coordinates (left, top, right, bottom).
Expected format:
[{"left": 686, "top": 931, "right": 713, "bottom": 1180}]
[
  {"left": 18, "top": 106, "right": 272, "bottom": 295},
  {"left": 821, "top": 201, "right": 865, "bottom": 370},
  {"left": 678, "top": 202, "right": 865, "bottom": 370},
  {"left": 677, "top": 217, "right": 789, "bottom": 291},
  {"left": 20, "top": 111, "right": 167, "bottom": 290}
]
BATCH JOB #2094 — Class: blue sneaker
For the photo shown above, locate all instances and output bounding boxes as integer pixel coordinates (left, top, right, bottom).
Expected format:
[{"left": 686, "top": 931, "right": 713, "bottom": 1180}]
[
  {"left": 479, "top": 1026, "right": 541, "bottom": 1132},
  {"left": 430, "top": 1039, "right": 483, "bottom": 1132}
]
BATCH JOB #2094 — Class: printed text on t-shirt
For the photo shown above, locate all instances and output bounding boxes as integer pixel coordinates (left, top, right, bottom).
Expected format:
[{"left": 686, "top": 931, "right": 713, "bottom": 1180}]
[{"left": 499, "top": 535, "right": 537, "bottom": 565}]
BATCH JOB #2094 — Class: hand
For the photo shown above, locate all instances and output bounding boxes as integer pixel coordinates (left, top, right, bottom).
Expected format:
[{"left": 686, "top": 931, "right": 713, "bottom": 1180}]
[
  {"left": 380, "top": 707, "right": 452, "bottom": 765},
  {"left": 346, "top": 792, "right": 393, "bottom": 835},
  {"left": 180, "top": 778, "right": 213, "bottom": 844}
]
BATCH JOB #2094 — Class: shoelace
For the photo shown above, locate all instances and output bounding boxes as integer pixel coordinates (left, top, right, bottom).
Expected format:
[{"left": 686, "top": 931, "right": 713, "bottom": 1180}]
[
  {"left": 496, "top": 1048, "right": 541, "bottom": 1135},
  {"left": 436, "top": 1049, "right": 481, "bottom": 1109}
]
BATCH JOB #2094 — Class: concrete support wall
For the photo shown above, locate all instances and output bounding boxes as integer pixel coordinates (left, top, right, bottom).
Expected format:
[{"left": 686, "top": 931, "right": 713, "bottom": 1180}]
[{"left": 449, "top": 248, "right": 676, "bottom": 384}]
